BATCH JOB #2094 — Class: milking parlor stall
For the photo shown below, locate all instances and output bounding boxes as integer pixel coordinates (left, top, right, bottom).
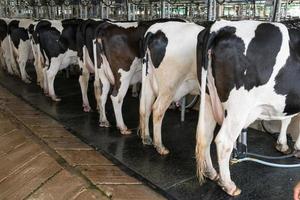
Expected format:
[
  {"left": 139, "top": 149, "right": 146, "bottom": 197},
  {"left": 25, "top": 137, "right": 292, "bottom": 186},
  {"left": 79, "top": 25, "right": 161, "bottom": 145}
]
[{"left": 1, "top": 0, "right": 300, "bottom": 199}]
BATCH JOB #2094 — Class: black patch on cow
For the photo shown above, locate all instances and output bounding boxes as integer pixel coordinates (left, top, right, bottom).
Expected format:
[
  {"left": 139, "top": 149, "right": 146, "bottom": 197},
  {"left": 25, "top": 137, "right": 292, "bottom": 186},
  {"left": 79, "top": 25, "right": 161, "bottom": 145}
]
[
  {"left": 244, "top": 23, "right": 282, "bottom": 90},
  {"left": 39, "top": 26, "right": 63, "bottom": 59},
  {"left": 0, "top": 19, "right": 7, "bottom": 42},
  {"left": 60, "top": 19, "right": 83, "bottom": 52},
  {"left": 144, "top": 30, "right": 168, "bottom": 68},
  {"left": 274, "top": 26, "right": 300, "bottom": 115},
  {"left": 210, "top": 23, "right": 282, "bottom": 102},
  {"left": 34, "top": 19, "right": 82, "bottom": 66},
  {"left": 76, "top": 19, "right": 104, "bottom": 64},
  {"left": 8, "top": 20, "right": 30, "bottom": 49}
]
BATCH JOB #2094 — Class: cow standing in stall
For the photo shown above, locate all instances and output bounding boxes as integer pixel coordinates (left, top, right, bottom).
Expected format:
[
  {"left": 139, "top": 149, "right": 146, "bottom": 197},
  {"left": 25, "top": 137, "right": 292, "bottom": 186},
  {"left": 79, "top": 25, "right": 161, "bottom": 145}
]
[
  {"left": 0, "top": 18, "right": 19, "bottom": 76},
  {"left": 139, "top": 21, "right": 205, "bottom": 155},
  {"left": 0, "top": 19, "right": 8, "bottom": 71},
  {"left": 31, "top": 19, "right": 83, "bottom": 101},
  {"left": 93, "top": 19, "right": 185, "bottom": 134},
  {"left": 8, "top": 19, "right": 34, "bottom": 83},
  {"left": 76, "top": 19, "right": 105, "bottom": 112},
  {"left": 196, "top": 20, "right": 300, "bottom": 196}
]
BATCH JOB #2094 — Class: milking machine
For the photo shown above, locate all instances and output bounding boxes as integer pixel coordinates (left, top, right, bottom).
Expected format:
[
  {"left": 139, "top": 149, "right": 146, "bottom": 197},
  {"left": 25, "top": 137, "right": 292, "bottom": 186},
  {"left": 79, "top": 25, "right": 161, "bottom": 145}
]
[{"left": 231, "top": 127, "right": 300, "bottom": 168}]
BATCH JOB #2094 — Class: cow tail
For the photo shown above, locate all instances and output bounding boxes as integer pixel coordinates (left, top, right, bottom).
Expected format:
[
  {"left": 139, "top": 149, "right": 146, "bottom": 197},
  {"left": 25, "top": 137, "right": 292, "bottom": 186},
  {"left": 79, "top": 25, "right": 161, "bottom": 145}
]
[
  {"left": 195, "top": 26, "right": 218, "bottom": 184},
  {"left": 196, "top": 58, "right": 208, "bottom": 184},
  {"left": 142, "top": 32, "right": 152, "bottom": 77},
  {"left": 92, "top": 39, "right": 99, "bottom": 81},
  {"left": 7, "top": 34, "right": 18, "bottom": 74}
]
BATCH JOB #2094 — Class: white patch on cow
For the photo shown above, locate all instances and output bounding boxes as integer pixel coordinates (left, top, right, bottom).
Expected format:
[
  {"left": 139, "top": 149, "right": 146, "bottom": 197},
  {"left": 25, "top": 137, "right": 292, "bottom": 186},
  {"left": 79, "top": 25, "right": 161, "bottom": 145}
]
[
  {"left": 111, "top": 22, "right": 138, "bottom": 29},
  {"left": 50, "top": 20, "right": 63, "bottom": 33},
  {"left": 17, "top": 39, "right": 32, "bottom": 83},
  {"left": 7, "top": 35, "right": 19, "bottom": 75},
  {"left": 0, "top": 36, "right": 14, "bottom": 74},
  {"left": 111, "top": 57, "right": 142, "bottom": 133},
  {"left": 60, "top": 49, "right": 78, "bottom": 69}
]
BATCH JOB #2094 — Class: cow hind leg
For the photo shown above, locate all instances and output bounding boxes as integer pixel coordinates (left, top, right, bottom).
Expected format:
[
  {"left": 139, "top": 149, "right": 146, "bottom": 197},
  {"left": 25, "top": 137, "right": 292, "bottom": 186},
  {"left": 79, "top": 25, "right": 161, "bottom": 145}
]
[
  {"left": 196, "top": 94, "right": 218, "bottom": 183},
  {"left": 78, "top": 59, "right": 91, "bottom": 112},
  {"left": 47, "top": 60, "right": 61, "bottom": 101},
  {"left": 111, "top": 81, "right": 131, "bottom": 135},
  {"left": 98, "top": 71, "right": 110, "bottom": 127},
  {"left": 214, "top": 109, "right": 256, "bottom": 196},
  {"left": 152, "top": 93, "right": 174, "bottom": 155},
  {"left": 43, "top": 67, "right": 49, "bottom": 95},
  {"left": 276, "top": 118, "right": 292, "bottom": 154},
  {"left": 18, "top": 59, "right": 31, "bottom": 83},
  {"left": 139, "top": 77, "right": 155, "bottom": 145}
]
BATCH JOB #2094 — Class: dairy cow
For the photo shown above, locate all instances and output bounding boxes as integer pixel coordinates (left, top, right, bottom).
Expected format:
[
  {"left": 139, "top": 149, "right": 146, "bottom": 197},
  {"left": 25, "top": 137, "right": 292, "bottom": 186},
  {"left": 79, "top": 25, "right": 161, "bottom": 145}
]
[
  {"left": 76, "top": 19, "right": 106, "bottom": 112},
  {"left": 31, "top": 19, "right": 83, "bottom": 101},
  {"left": 139, "top": 21, "right": 205, "bottom": 155},
  {"left": 196, "top": 19, "right": 300, "bottom": 196},
  {"left": 0, "top": 18, "right": 19, "bottom": 75},
  {"left": 93, "top": 19, "right": 185, "bottom": 134},
  {"left": 0, "top": 19, "right": 8, "bottom": 71},
  {"left": 8, "top": 19, "right": 34, "bottom": 83}
]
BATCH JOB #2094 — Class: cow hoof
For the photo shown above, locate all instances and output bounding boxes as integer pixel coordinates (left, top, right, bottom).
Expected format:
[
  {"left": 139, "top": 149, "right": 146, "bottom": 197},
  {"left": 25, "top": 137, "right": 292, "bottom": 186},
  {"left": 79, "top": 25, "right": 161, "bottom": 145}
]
[
  {"left": 275, "top": 143, "right": 291, "bottom": 155},
  {"left": 99, "top": 121, "right": 110, "bottom": 128},
  {"left": 226, "top": 187, "right": 241, "bottom": 196},
  {"left": 51, "top": 96, "right": 61, "bottom": 102},
  {"left": 218, "top": 182, "right": 241, "bottom": 196},
  {"left": 293, "top": 150, "right": 300, "bottom": 158},
  {"left": 142, "top": 136, "right": 152, "bottom": 145},
  {"left": 155, "top": 146, "right": 170, "bottom": 155},
  {"left": 23, "top": 79, "right": 31, "bottom": 84},
  {"left": 120, "top": 128, "right": 132, "bottom": 135},
  {"left": 83, "top": 105, "right": 91, "bottom": 112},
  {"left": 205, "top": 172, "right": 219, "bottom": 182},
  {"left": 132, "top": 92, "right": 139, "bottom": 98}
]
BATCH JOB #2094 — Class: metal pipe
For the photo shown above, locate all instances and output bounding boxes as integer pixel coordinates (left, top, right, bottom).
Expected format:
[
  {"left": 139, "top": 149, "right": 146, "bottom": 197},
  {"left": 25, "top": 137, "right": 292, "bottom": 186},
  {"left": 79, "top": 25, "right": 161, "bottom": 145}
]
[
  {"left": 181, "top": 96, "right": 186, "bottom": 122},
  {"left": 234, "top": 157, "right": 300, "bottom": 168},
  {"left": 246, "top": 152, "right": 294, "bottom": 160}
]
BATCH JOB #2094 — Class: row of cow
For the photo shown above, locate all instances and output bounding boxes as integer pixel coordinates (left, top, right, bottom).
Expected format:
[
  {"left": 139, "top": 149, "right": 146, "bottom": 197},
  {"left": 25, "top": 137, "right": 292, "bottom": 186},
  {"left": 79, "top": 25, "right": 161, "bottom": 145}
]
[{"left": 0, "top": 17, "right": 300, "bottom": 196}]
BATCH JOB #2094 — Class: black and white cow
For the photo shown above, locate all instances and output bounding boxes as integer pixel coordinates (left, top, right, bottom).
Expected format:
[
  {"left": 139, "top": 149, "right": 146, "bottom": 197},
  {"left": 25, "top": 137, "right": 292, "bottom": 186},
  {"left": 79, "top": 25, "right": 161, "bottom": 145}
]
[
  {"left": 94, "top": 18, "right": 185, "bottom": 134},
  {"left": 76, "top": 19, "right": 105, "bottom": 112},
  {"left": 8, "top": 19, "right": 34, "bottom": 82},
  {"left": 0, "top": 18, "right": 19, "bottom": 75},
  {"left": 139, "top": 21, "right": 204, "bottom": 155},
  {"left": 0, "top": 18, "right": 8, "bottom": 71},
  {"left": 31, "top": 19, "right": 83, "bottom": 101},
  {"left": 196, "top": 19, "right": 300, "bottom": 196}
]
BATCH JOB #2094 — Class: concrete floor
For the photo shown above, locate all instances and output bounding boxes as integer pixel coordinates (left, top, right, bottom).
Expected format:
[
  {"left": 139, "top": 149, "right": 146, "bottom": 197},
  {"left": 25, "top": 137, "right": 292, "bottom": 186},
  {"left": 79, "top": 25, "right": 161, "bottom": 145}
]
[{"left": 0, "top": 66, "right": 299, "bottom": 200}]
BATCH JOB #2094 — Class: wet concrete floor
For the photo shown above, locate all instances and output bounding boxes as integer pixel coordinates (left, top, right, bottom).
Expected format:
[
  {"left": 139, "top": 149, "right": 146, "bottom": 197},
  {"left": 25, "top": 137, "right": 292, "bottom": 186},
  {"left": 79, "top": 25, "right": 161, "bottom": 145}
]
[{"left": 0, "top": 66, "right": 299, "bottom": 200}]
